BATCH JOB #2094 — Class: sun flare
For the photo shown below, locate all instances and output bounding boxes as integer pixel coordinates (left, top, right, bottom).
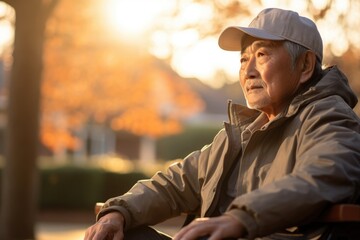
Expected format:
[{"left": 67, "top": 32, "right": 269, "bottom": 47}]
[{"left": 104, "top": 0, "right": 169, "bottom": 36}]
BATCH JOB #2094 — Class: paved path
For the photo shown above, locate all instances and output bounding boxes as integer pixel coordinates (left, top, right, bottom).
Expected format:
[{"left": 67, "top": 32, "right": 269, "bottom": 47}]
[
  {"left": 36, "top": 210, "right": 184, "bottom": 240},
  {"left": 37, "top": 223, "right": 88, "bottom": 240}
]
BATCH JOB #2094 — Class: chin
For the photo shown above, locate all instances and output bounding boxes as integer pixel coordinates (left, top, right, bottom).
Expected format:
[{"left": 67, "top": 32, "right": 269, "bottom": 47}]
[{"left": 246, "top": 102, "right": 268, "bottom": 112}]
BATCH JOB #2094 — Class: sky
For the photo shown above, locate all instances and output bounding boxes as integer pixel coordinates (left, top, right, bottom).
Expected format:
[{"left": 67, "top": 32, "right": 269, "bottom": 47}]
[{"left": 1, "top": 0, "right": 359, "bottom": 88}]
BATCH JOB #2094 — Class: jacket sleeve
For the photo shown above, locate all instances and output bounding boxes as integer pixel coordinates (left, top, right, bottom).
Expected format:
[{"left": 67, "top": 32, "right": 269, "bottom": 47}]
[
  {"left": 97, "top": 142, "right": 214, "bottom": 230},
  {"left": 226, "top": 97, "right": 360, "bottom": 238}
]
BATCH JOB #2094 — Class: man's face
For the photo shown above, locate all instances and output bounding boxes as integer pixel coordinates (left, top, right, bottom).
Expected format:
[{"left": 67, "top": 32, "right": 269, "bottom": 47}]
[{"left": 239, "top": 37, "right": 303, "bottom": 120}]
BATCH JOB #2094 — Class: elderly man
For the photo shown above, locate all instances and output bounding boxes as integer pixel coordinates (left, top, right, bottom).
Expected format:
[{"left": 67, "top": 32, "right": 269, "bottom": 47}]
[{"left": 84, "top": 8, "right": 360, "bottom": 240}]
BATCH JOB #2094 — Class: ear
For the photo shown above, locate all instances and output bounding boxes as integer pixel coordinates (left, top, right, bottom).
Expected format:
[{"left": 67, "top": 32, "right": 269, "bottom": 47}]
[{"left": 299, "top": 51, "right": 316, "bottom": 84}]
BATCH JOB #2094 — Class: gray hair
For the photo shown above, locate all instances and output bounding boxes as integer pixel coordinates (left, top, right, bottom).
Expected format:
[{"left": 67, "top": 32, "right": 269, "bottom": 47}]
[{"left": 283, "top": 40, "right": 323, "bottom": 79}]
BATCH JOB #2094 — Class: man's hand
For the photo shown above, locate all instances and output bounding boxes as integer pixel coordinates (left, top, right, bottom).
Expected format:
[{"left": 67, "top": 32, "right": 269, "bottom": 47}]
[
  {"left": 84, "top": 211, "right": 125, "bottom": 240},
  {"left": 173, "top": 215, "right": 246, "bottom": 240}
]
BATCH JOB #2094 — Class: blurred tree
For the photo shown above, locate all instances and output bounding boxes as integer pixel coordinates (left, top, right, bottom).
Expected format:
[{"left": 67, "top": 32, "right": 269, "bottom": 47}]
[
  {"left": 41, "top": 0, "right": 204, "bottom": 158},
  {"left": 0, "top": 0, "right": 60, "bottom": 239},
  {"left": 332, "top": 49, "right": 360, "bottom": 115}
]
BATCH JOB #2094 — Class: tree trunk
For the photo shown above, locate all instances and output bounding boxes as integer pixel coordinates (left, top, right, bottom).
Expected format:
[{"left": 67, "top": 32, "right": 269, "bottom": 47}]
[
  {"left": 0, "top": 1, "right": 45, "bottom": 239},
  {"left": 139, "top": 136, "right": 156, "bottom": 165}
]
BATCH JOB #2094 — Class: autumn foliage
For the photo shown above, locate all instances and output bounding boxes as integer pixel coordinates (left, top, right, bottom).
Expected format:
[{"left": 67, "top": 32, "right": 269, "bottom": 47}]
[{"left": 41, "top": 0, "right": 204, "bottom": 152}]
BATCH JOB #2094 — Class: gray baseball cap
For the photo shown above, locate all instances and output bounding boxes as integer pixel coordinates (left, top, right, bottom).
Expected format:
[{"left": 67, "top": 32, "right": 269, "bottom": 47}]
[{"left": 218, "top": 8, "right": 323, "bottom": 62}]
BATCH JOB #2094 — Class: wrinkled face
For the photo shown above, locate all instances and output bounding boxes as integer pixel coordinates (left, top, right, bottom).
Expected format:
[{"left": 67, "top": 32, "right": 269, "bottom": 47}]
[{"left": 240, "top": 37, "right": 303, "bottom": 120}]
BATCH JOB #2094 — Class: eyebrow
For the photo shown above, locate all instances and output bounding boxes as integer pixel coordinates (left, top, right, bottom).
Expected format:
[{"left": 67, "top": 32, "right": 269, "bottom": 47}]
[{"left": 241, "top": 40, "right": 281, "bottom": 53}]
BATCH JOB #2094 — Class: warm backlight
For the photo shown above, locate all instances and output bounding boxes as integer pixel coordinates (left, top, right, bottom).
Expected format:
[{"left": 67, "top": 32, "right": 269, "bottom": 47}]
[{"left": 103, "top": 0, "right": 167, "bottom": 36}]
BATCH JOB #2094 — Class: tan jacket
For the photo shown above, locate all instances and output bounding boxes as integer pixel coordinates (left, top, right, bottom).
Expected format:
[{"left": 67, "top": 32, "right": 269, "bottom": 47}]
[{"left": 99, "top": 66, "right": 360, "bottom": 239}]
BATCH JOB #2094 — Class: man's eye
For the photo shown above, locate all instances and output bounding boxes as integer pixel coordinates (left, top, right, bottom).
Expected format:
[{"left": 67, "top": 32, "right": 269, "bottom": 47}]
[
  {"left": 240, "top": 57, "right": 248, "bottom": 63},
  {"left": 257, "top": 52, "right": 265, "bottom": 57}
]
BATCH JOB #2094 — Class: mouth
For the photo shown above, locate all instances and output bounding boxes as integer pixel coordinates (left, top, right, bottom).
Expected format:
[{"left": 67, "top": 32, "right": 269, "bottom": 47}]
[{"left": 246, "top": 85, "right": 263, "bottom": 92}]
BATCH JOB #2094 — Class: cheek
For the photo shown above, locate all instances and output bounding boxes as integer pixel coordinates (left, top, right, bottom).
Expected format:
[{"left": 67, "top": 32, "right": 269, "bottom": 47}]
[
  {"left": 239, "top": 71, "right": 246, "bottom": 88},
  {"left": 264, "top": 75, "right": 291, "bottom": 100},
  {"left": 260, "top": 64, "right": 287, "bottom": 88}
]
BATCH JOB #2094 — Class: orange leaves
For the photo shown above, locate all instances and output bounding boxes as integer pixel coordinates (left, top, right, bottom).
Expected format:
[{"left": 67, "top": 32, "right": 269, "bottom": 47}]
[
  {"left": 111, "top": 107, "right": 182, "bottom": 138},
  {"left": 40, "top": 0, "right": 204, "bottom": 152},
  {"left": 41, "top": 113, "right": 81, "bottom": 151},
  {"left": 107, "top": 62, "right": 204, "bottom": 138}
]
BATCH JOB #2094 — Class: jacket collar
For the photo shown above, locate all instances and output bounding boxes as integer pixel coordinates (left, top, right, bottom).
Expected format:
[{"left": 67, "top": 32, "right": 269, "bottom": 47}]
[
  {"left": 288, "top": 65, "right": 358, "bottom": 116},
  {"left": 227, "top": 100, "right": 260, "bottom": 126}
]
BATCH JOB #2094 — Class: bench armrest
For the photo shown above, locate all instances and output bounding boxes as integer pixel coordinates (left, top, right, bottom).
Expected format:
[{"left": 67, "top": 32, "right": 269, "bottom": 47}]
[
  {"left": 94, "top": 202, "right": 360, "bottom": 223},
  {"left": 318, "top": 204, "right": 360, "bottom": 222},
  {"left": 94, "top": 202, "right": 104, "bottom": 215}
]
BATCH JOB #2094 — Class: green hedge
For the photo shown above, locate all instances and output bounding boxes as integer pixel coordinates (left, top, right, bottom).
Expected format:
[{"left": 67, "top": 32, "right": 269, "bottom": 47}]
[
  {"left": 157, "top": 125, "right": 221, "bottom": 160},
  {"left": 0, "top": 125, "right": 222, "bottom": 210},
  {"left": 0, "top": 165, "right": 146, "bottom": 211},
  {"left": 40, "top": 166, "right": 102, "bottom": 210},
  {"left": 39, "top": 165, "right": 148, "bottom": 210},
  {"left": 0, "top": 166, "right": 147, "bottom": 210}
]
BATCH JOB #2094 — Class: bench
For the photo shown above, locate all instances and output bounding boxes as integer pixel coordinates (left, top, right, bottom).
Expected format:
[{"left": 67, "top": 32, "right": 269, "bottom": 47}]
[
  {"left": 318, "top": 204, "right": 360, "bottom": 222},
  {"left": 95, "top": 202, "right": 104, "bottom": 216}
]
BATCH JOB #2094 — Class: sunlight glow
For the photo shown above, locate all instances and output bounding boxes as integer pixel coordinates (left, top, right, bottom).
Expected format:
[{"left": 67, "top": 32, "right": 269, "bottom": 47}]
[
  {"left": 262, "top": 0, "right": 307, "bottom": 11},
  {"left": 0, "top": 2, "right": 14, "bottom": 56},
  {"left": 103, "top": 0, "right": 173, "bottom": 37},
  {"left": 175, "top": 2, "right": 213, "bottom": 27},
  {"left": 149, "top": 31, "right": 171, "bottom": 59},
  {"left": 312, "top": 0, "right": 328, "bottom": 9},
  {"left": 0, "top": 22, "right": 13, "bottom": 54},
  {"left": 171, "top": 37, "right": 239, "bottom": 88}
]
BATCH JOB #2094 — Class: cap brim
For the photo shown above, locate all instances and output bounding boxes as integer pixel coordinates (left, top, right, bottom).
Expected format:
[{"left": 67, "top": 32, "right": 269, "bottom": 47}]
[{"left": 218, "top": 26, "right": 285, "bottom": 51}]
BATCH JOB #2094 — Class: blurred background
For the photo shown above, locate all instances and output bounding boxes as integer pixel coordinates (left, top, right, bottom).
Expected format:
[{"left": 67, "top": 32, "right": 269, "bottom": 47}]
[{"left": 0, "top": 0, "right": 359, "bottom": 239}]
